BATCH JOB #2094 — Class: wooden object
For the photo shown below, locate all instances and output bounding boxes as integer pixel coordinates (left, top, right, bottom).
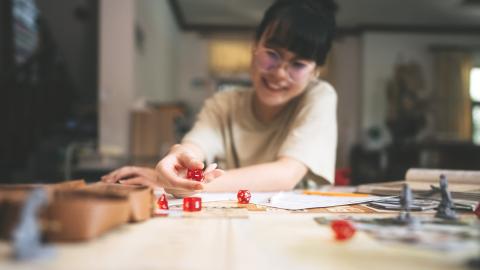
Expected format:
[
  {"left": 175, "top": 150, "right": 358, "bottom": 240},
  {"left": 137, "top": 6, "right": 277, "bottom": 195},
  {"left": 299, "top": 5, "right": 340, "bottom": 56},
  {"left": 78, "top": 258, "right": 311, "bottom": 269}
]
[{"left": 129, "top": 105, "right": 184, "bottom": 166}]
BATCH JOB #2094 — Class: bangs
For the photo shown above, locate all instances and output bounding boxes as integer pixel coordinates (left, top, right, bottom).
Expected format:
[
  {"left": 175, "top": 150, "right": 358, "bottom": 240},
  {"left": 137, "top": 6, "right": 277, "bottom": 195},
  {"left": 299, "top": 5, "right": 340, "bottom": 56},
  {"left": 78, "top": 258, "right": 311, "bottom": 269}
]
[
  {"left": 255, "top": 2, "right": 336, "bottom": 66},
  {"left": 265, "top": 17, "right": 328, "bottom": 64}
]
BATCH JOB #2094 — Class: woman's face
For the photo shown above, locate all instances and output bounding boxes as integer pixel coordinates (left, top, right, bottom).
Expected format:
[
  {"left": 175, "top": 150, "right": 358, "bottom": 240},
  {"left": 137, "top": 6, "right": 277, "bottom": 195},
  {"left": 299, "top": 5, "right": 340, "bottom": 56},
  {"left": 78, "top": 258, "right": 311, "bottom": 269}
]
[{"left": 250, "top": 34, "right": 317, "bottom": 110}]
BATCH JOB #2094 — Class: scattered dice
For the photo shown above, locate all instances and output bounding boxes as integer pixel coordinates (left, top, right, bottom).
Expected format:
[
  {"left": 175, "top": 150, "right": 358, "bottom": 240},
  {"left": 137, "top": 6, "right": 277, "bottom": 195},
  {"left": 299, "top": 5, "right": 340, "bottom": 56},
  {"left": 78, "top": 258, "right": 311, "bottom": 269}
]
[
  {"left": 187, "top": 168, "right": 204, "bottom": 181},
  {"left": 330, "top": 220, "right": 356, "bottom": 241},
  {"left": 156, "top": 194, "right": 169, "bottom": 210},
  {"left": 237, "top": 190, "right": 251, "bottom": 204},
  {"left": 183, "top": 197, "right": 202, "bottom": 212}
]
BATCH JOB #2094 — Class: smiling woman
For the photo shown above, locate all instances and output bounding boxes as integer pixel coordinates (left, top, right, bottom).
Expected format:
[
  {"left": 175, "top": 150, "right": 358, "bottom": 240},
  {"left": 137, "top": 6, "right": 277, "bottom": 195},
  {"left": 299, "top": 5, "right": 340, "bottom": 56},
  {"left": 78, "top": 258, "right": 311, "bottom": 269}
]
[{"left": 102, "top": 0, "right": 338, "bottom": 197}]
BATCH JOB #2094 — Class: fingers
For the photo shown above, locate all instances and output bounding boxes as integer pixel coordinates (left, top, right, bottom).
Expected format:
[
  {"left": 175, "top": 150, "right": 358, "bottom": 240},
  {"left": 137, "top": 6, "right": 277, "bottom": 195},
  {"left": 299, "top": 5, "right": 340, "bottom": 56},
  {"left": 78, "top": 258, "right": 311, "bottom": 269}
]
[
  {"left": 204, "top": 163, "right": 217, "bottom": 174},
  {"left": 101, "top": 171, "right": 118, "bottom": 183},
  {"left": 101, "top": 166, "right": 143, "bottom": 183},
  {"left": 157, "top": 164, "right": 204, "bottom": 190},
  {"left": 204, "top": 169, "right": 225, "bottom": 183},
  {"left": 119, "top": 177, "right": 155, "bottom": 188},
  {"left": 177, "top": 151, "right": 204, "bottom": 170}
]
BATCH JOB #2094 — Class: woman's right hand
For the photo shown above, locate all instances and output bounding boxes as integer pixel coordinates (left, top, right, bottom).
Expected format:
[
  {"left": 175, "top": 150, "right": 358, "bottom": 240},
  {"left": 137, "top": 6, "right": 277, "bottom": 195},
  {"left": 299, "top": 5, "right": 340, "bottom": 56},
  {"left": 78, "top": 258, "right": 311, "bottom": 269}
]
[
  {"left": 153, "top": 144, "right": 206, "bottom": 191},
  {"left": 158, "top": 144, "right": 224, "bottom": 197},
  {"left": 101, "top": 144, "right": 203, "bottom": 192},
  {"left": 101, "top": 144, "right": 223, "bottom": 196}
]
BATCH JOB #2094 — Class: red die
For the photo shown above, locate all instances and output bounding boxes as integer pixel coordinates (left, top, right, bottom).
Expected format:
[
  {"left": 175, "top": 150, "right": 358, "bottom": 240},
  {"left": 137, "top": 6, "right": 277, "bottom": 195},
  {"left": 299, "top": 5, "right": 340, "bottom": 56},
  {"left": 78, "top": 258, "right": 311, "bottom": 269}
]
[
  {"left": 237, "top": 190, "right": 251, "bottom": 204},
  {"left": 474, "top": 203, "right": 480, "bottom": 219},
  {"left": 330, "top": 220, "right": 356, "bottom": 241},
  {"left": 156, "top": 194, "right": 169, "bottom": 210},
  {"left": 183, "top": 197, "right": 202, "bottom": 212},
  {"left": 187, "top": 169, "right": 204, "bottom": 181}
]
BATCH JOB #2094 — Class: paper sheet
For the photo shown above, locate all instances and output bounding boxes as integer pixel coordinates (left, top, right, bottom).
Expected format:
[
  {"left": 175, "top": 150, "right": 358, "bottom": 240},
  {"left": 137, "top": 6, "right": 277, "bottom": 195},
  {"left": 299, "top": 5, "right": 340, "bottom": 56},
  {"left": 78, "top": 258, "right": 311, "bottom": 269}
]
[
  {"left": 168, "top": 192, "right": 387, "bottom": 210},
  {"left": 255, "top": 192, "right": 388, "bottom": 210}
]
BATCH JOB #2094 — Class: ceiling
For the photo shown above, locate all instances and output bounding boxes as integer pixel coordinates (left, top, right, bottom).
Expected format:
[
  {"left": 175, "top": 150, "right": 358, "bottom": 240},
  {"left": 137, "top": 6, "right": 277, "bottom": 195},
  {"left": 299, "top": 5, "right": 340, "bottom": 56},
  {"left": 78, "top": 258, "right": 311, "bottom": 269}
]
[{"left": 169, "top": 0, "right": 480, "bottom": 33}]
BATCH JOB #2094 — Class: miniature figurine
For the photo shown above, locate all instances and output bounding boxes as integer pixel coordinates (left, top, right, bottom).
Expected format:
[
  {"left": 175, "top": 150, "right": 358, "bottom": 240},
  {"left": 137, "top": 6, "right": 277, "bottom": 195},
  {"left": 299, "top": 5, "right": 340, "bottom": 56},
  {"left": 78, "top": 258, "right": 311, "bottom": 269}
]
[
  {"left": 12, "top": 188, "right": 55, "bottom": 261},
  {"left": 435, "top": 174, "right": 457, "bottom": 220},
  {"left": 397, "top": 183, "right": 414, "bottom": 224}
]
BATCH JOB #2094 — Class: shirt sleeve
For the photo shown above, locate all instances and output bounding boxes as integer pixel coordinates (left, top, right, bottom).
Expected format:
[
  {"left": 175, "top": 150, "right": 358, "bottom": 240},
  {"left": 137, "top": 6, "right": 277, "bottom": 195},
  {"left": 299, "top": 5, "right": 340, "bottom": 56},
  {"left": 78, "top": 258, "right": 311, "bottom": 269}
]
[
  {"left": 181, "top": 93, "right": 226, "bottom": 164},
  {"left": 278, "top": 83, "right": 338, "bottom": 184}
]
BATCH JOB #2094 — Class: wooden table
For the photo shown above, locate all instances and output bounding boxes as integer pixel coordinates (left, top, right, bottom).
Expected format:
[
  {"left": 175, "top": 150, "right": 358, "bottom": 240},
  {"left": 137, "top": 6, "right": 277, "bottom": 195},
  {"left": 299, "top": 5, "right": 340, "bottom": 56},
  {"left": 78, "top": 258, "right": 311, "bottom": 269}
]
[{"left": 0, "top": 203, "right": 477, "bottom": 270}]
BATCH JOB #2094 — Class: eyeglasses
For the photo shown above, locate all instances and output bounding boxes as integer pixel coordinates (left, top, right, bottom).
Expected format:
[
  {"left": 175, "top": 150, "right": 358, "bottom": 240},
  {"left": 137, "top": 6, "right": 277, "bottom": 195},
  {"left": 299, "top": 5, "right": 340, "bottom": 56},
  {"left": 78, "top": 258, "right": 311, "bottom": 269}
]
[{"left": 253, "top": 48, "right": 316, "bottom": 83}]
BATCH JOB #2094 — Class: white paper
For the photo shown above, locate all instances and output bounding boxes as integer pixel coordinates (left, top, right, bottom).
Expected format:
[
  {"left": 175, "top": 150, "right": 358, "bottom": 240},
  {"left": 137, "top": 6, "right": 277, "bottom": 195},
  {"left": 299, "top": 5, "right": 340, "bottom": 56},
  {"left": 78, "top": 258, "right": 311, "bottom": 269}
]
[
  {"left": 168, "top": 191, "right": 388, "bottom": 210},
  {"left": 255, "top": 192, "right": 389, "bottom": 210}
]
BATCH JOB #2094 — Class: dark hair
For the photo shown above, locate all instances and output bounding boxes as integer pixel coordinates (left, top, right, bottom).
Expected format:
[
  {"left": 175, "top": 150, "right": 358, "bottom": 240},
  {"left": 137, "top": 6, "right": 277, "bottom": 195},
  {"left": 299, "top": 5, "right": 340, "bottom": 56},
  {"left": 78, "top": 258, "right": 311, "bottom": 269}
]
[{"left": 255, "top": 0, "right": 337, "bottom": 66}]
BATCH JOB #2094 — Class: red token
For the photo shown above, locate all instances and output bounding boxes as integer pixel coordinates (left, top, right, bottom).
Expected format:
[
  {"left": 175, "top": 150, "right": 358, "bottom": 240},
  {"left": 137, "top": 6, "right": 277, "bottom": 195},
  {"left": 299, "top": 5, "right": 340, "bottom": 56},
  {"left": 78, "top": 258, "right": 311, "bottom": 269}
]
[
  {"left": 187, "top": 169, "right": 204, "bottom": 181},
  {"left": 330, "top": 220, "right": 356, "bottom": 241},
  {"left": 474, "top": 203, "right": 480, "bottom": 219},
  {"left": 237, "top": 190, "right": 251, "bottom": 204},
  {"left": 183, "top": 197, "right": 202, "bottom": 212},
  {"left": 156, "top": 194, "right": 169, "bottom": 210}
]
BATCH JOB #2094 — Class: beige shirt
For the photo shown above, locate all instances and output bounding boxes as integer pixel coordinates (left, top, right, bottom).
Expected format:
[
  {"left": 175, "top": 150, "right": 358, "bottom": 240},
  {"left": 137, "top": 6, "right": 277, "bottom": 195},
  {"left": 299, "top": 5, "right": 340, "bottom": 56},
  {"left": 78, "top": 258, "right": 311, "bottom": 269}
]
[{"left": 182, "top": 79, "right": 337, "bottom": 184}]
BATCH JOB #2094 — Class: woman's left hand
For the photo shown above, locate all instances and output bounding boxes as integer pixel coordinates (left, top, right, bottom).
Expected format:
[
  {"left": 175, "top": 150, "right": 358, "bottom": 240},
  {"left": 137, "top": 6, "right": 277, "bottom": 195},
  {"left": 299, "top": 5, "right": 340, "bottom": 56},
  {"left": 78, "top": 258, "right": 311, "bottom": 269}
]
[{"left": 101, "top": 166, "right": 162, "bottom": 188}]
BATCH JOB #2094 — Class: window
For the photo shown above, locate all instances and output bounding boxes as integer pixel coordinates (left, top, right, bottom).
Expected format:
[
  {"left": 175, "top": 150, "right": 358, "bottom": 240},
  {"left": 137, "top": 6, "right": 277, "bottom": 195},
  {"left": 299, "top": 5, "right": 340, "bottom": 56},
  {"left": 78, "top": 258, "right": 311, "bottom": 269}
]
[{"left": 471, "top": 67, "right": 480, "bottom": 144}]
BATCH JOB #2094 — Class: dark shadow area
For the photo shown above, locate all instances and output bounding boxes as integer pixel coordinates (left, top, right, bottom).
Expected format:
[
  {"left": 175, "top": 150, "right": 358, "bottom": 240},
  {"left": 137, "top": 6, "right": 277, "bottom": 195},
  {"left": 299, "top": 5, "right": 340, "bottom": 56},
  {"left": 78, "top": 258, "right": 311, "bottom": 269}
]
[{"left": 0, "top": 0, "right": 98, "bottom": 183}]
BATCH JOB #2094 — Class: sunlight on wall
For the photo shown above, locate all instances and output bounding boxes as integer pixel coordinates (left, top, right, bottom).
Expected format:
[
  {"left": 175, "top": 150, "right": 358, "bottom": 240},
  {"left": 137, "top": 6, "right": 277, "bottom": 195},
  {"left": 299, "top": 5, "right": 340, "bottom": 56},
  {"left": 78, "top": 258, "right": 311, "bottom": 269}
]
[
  {"left": 471, "top": 67, "right": 480, "bottom": 145},
  {"left": 470, "top": 68, "right": 480, "bottom": 102},
  {"left": 208, "top": 40, "right": 252, "bottom": 76}
]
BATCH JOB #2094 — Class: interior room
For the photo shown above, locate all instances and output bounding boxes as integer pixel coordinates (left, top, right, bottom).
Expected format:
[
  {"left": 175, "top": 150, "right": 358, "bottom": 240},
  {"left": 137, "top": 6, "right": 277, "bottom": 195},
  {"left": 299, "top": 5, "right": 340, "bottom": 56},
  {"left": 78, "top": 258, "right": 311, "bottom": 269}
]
[
  {"left": 1, "top": 0, "right": 479, "bottom": 269},
  {"left": 2, "top": 0, "right": 480, "bottom": 185}
]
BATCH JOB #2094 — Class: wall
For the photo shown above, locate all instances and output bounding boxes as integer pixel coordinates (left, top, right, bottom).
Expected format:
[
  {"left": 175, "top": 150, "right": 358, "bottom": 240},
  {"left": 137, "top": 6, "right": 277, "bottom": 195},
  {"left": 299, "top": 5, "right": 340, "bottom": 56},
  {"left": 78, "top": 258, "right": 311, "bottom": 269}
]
[
  {"left": 361, "top": 31, "right": 480, "bottom": 132},
  {"left": 135, "top": 0, "right": 179, "bottom": 103},
  {"left": 99, "top": 0, "right": 135, "bottom": 155},
  {"left": 99, "top": 0, "right": 181, "bottom": 155},
  {"left": 329, "top": 36, "right": 362, "bottom": 167},
  {"left": 474, "top": 52, "right": 480, "bottom": 66},
  {"left": 176, "top": 33, "right": 217, "bottom": 112}
]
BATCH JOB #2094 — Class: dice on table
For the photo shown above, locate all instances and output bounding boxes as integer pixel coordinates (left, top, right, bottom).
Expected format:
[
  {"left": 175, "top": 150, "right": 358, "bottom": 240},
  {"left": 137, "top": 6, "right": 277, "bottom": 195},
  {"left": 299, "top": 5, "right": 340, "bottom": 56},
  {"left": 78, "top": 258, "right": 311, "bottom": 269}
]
[
  {"left": 237, "top": 190, "right": 251, "bottom": 204},
  {"left": 183, "top": 197, "right": 202, "bottom": 212},
  {"left": 330, "top": 220, "right": 356, "bottom": 241},
  {"left": 187, "top": 168, "right": 204, "bottom": 181},
  {"left": 156, "top": 194, "right": 169, "bottom": 210}
]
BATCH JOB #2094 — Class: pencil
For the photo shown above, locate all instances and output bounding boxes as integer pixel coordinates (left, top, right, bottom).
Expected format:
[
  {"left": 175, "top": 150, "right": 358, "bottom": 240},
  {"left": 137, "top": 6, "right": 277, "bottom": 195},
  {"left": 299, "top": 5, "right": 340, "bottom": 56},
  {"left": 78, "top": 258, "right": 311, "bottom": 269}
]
[{"left": 302, "top": 190, "right": 370, "bottom": 197}]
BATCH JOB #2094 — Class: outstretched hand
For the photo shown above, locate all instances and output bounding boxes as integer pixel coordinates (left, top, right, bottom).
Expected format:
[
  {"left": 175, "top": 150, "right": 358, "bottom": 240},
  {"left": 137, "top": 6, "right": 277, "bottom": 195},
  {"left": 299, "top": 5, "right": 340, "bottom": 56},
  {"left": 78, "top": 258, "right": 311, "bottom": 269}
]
[{"left": 101, "top": 144, "right": 224, "bottom": 196}]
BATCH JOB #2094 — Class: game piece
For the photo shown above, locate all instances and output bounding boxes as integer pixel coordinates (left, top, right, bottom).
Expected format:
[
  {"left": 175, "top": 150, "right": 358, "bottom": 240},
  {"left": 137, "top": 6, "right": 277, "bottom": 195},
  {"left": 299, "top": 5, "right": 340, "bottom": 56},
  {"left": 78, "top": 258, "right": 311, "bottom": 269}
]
[
  {"left": 397, "top": 183, "right": 413, "bottom": 223},
  {"left": 12, "top": 188, "right": 55, "bottom": 261},
  {"left": 237, "top": 190, "right": 251, "bottom": 204},
  {"left": 435, "top": 174, "right": 457, "bottom": 220},
  {"left": 157, "top": 194, "right": 169, "bottom": 210},
  {"left": 183, "top": 197, "right": 202, "bottom": 212},
  {"left": 330, "top": 220, "right": 355, "bottom": 241},
  {"left": 187, "top": 168, "right": 204, "bottom": 181}
]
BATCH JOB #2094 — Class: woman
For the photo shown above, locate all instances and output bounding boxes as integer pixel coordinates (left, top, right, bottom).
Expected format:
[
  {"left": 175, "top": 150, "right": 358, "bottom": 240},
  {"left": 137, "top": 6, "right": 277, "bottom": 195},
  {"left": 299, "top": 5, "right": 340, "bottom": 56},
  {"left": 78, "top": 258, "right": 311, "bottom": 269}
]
[{"left": 102, "top": 0, "right": 338, "bottom": 197}]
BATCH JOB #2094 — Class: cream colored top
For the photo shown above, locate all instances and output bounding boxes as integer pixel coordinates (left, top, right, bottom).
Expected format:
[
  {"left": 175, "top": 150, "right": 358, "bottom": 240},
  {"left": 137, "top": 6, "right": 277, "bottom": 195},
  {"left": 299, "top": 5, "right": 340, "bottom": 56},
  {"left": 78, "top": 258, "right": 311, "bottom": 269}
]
[{"left": 182, "top": 79, "right": 337, "bottom": 184}]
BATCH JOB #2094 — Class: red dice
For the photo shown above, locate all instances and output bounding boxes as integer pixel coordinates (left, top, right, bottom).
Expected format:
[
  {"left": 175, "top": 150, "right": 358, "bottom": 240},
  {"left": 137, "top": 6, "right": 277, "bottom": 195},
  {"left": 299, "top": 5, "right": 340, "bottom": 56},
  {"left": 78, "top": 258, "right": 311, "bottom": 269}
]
[
  {"left": 330, "top": 220, "right": 356, "bottom": 241},
  {"left": 156, "top": 194, "right": 169, "bottom": 210},
  {"left": 237, "top": 190, "right": 251, "bottom": 204},
  {"left": 474, "top": 203, "right": 480, "bottom": 219},
  {"left": 187, "top": 168, "right": 204, "bottom": 181},
  {"left": 183, "top": 197, "right": 202, "bottom": 212}
]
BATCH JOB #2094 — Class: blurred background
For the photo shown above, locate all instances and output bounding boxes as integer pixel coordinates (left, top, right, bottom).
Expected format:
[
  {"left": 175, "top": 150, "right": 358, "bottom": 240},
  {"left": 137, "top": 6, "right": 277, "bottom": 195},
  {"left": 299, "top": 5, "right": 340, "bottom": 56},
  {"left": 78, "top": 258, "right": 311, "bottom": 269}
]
[{"left": 1, "top": 0, "right": 479, "bottom": 185}]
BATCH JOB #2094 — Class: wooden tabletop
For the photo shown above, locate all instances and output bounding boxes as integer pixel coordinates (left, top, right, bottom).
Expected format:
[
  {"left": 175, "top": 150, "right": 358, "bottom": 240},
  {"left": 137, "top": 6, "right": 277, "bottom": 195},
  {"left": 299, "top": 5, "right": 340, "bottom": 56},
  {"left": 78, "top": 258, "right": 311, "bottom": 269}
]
[{"left": 0, "top": 203, "right": 477, "bottom": 270}]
